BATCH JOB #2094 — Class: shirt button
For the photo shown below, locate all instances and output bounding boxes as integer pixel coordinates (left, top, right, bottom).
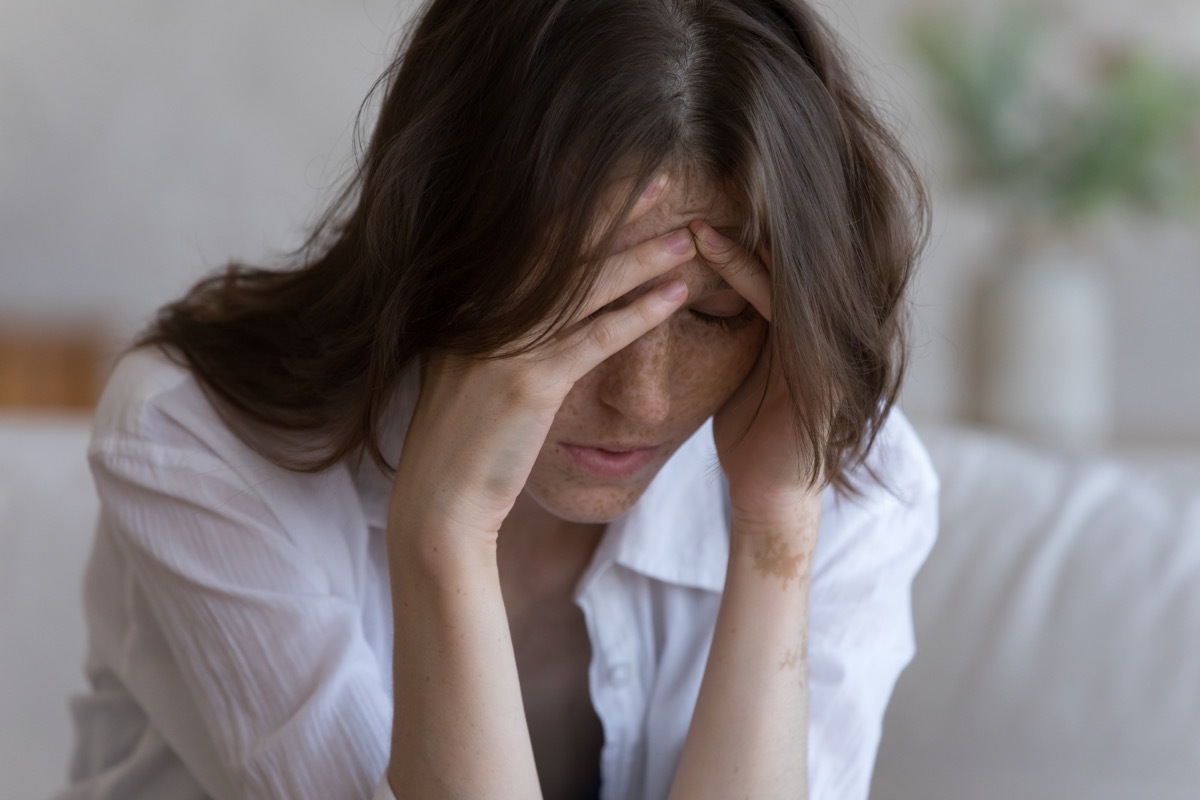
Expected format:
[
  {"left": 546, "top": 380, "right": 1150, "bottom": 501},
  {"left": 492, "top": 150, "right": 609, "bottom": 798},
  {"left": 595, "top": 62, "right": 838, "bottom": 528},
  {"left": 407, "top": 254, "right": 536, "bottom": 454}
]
[{"left": 606, "top": 663, "right": 631, "bottom": 687}]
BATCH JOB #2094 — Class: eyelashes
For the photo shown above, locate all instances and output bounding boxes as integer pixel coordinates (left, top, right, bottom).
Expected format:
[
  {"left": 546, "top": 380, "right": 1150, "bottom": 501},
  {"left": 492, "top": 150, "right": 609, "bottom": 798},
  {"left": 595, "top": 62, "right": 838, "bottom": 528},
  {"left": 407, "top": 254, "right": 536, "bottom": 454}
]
[
  {"left": 579, "top": 299, "right": 758, "bottom": 333},
  {"left": 688, "top": 307, "right": 758, "bottom": 332}
]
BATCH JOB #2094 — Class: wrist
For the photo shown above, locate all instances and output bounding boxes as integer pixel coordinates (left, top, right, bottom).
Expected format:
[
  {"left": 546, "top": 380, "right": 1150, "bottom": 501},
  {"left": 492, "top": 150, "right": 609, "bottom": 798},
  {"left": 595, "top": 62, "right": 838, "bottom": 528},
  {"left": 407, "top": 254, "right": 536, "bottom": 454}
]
[
  {"left": 729, "top": 492, "right": 821, "bottom": 540},
  {"left": 387, "top": 511, "right": 500, "bottom": 583},
  {"left": 728, "top": 508, "right": 819, "bottom": 592}
]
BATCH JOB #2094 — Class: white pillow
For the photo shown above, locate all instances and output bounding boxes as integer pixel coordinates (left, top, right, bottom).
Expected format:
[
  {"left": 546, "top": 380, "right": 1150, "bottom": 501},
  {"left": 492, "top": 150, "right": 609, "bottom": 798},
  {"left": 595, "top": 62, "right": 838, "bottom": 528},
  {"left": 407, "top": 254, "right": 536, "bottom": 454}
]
[{"left": 872, "top": 426, "right": 1200, "bottom": 800}]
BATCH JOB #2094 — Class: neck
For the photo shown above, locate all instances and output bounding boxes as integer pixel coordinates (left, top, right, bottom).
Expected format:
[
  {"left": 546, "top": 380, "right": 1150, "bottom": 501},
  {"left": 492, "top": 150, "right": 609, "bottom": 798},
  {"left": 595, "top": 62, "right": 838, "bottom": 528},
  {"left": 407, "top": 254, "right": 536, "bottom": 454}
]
[{"left": 497, "top": 492, "right": 606, "bottom": 613}]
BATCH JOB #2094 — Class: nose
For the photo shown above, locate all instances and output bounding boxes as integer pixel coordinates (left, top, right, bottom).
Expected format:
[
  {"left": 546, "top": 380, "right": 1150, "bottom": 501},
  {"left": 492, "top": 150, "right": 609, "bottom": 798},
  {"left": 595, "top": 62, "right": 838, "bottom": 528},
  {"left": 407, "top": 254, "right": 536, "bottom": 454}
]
[{"left": 597, "top": 326, "right": 672, "bottom": 426}]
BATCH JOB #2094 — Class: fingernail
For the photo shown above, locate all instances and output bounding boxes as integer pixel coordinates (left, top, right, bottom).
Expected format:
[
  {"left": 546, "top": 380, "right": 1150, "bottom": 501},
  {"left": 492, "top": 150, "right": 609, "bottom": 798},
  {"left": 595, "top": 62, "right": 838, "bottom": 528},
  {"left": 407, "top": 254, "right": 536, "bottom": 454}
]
[
  {"left": 657, "top": 279, "right": 688, "bottom": 302},
  {"left": 664, "top": 228, "right": 694, "bottom": 255}
]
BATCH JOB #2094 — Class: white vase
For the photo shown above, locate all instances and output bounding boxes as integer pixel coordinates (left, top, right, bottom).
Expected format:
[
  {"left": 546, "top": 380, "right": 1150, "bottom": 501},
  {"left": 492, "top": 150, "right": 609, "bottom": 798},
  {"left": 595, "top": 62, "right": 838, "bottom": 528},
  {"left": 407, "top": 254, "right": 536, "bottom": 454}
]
[{"left": 976, "top": 251, "right": 1112, "bottom": 449}]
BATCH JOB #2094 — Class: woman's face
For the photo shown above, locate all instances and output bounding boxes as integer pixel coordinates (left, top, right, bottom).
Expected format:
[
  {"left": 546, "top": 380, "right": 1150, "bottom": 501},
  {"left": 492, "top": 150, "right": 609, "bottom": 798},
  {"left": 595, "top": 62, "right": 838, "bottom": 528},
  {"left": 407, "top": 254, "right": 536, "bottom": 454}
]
[{"left": 522, "top": 177, "right": 768, "bottom": 524}]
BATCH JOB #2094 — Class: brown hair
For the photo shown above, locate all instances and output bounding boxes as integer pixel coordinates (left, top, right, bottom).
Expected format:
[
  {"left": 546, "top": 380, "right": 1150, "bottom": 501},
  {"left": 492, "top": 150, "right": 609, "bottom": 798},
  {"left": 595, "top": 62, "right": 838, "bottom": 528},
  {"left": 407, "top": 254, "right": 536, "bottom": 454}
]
[{"left": 140, "top": 0, "right": 929, "bottom": 493}]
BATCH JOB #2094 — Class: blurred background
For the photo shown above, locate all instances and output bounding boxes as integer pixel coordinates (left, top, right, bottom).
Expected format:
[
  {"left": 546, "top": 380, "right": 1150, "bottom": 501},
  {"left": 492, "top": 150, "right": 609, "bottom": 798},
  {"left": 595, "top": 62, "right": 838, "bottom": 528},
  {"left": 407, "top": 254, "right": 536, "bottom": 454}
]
[
  {"left": 4, "top": 3, "right": 1200, "bottom": 799},
  {"left": 2, "top": 0, "right": 1199, "bottom": 447}
]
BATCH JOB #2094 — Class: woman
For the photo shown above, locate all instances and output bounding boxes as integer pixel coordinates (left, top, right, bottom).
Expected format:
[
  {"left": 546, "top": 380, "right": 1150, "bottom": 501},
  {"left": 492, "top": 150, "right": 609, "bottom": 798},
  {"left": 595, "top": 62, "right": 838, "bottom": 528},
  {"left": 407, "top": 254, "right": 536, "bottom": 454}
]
[{"left": 60, "top": 0, "right": 936, "bottom": 798}]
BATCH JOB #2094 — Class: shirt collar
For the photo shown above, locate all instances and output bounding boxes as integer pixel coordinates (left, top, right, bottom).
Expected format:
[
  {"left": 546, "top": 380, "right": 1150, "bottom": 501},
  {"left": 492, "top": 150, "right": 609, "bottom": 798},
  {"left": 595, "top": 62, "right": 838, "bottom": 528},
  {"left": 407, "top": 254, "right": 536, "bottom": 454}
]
[
  {"left": 576, "top": 419, "right": 731, "bottom": 597},
  {"left": 352, "top": 363, "right": 731, "bottom": 595}
]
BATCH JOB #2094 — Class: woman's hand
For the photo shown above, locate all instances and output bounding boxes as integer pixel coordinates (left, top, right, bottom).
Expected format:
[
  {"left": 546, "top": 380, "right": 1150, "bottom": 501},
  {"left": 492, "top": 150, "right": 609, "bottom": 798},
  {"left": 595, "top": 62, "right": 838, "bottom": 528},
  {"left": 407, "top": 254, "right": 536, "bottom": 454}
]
[
  {"left": 689, "top": 221, "right": 823, "bottom": 536},
  {"left": 671, "top": 223, "right": 820, "bottom": 800},
  {"left": 386, "top": 179, "right": 695, "bottom": 799},
  {"left": 389, "top": 180, "right": 696, "bottom": 548}
]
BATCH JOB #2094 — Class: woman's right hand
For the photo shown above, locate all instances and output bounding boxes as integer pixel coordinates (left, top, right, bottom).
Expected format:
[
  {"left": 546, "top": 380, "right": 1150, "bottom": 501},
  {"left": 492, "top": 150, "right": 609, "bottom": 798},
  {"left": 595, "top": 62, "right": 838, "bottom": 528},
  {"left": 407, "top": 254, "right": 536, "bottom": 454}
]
[{"left": 388, "top": 180, "right": 696, "bottom": 549}]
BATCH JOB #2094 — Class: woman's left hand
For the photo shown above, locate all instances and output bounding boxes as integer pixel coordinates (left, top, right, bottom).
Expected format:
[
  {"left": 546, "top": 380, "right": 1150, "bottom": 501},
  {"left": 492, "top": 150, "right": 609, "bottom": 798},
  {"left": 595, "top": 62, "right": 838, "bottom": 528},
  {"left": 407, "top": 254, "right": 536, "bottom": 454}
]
[{"left": 689, "top": 221, "right": 823, "bottom": 538}]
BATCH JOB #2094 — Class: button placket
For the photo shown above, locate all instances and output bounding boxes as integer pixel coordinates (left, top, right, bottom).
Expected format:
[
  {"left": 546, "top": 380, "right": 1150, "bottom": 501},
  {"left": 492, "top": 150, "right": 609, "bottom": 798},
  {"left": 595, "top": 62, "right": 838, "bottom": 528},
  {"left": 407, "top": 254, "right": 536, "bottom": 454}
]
[{"left": 580, "top": 567, "right": 652, "bottom": 800}]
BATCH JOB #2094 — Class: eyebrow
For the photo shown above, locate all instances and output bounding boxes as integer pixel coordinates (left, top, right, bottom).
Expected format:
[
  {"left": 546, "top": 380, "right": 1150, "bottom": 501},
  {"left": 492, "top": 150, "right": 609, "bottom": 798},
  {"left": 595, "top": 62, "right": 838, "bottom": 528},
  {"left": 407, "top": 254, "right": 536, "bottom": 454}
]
[{"left": 697, "top": 276, "right": 732, "bottom": 295}]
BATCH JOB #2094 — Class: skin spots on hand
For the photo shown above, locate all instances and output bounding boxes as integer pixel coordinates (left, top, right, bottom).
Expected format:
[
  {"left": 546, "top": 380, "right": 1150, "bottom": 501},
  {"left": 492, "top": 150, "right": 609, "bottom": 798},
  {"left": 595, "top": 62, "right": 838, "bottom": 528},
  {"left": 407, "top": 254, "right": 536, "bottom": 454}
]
[
  {"left": 750, "top": 530, "right": 810, "bottom": 590},
  {"left": 778, "top": 649, "right": 802, "bottom": 671}
]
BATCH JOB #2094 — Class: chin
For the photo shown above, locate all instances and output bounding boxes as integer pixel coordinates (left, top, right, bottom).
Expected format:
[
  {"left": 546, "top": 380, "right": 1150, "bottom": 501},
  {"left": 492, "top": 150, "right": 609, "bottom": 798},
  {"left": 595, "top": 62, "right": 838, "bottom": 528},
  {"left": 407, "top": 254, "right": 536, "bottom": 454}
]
[{"left": 522, "top": 476, "right": 653, "bottom": 525}]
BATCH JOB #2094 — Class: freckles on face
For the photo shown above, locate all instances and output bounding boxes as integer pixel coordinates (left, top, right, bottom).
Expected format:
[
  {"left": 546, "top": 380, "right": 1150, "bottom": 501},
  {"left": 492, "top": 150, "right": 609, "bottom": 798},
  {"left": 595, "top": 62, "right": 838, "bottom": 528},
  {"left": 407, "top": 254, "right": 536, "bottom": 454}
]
[
  {"left": 520, "top": 178, "right": 769, "bottom": 524},
  {"left": 523, "top": 315, "right": 766, "bottom": 524}
]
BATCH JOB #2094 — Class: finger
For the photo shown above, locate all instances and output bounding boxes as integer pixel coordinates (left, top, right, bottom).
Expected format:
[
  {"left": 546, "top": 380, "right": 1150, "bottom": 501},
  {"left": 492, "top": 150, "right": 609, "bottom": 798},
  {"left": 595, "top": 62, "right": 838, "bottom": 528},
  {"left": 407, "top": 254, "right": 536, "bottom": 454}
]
[
  {"left": 758, "top": 243, "right": 774, "bottom": 271},
  {"left": 586, "top": 172, "right": 671, "bottom": 253},
  {"left": 626, "top": 172, "right": 670, "bottom": 224},
  {"left": 572, "top": 226, "right": 696, "bottom": 323},
  {"left": 689, "top": 220, "right": 772, "bottom": 322},
  {"left": 555, "top": 279, "right": 689, "bottom": 380}
]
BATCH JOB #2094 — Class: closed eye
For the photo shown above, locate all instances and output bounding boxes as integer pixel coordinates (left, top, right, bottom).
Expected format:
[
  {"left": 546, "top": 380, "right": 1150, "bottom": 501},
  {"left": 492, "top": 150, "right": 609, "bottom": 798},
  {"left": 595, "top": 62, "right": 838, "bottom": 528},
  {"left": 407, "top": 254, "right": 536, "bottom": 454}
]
[{"left": 688, "top": 306, "right": 757, "bottom": 331}]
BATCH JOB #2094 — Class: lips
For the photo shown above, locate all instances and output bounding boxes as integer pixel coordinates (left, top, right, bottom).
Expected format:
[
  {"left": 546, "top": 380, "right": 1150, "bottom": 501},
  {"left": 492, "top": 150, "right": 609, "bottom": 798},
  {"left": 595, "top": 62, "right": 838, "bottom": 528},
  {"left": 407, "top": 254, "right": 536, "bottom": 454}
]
[{"left": 560, "top": 442, "right": 662, "bottom": 480}]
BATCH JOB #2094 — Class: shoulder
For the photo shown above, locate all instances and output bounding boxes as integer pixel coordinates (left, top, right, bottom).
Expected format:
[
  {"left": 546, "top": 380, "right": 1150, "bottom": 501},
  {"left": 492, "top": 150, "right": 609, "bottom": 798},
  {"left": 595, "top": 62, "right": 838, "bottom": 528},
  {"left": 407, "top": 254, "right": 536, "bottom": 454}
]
[
  {"left": 89, "top": 348, "right": 372, "bottom": 596},
  {"left": 88, "top": 345, "right": 293, "bottom": 513},
  {"left": 90, "top": 346, "right": 365, "bottom": 537},
  {"left": 91, "top": 346, "right": 312, "bottom": 482},
  {"left": 810, "top": 409, "right": 940, "bottom": 593},
  {"left": 853, "top": 408, "right": 940, "bottom": 510},
  {"left": 91, "top": 345, "right": 235, "bottom": 459}
]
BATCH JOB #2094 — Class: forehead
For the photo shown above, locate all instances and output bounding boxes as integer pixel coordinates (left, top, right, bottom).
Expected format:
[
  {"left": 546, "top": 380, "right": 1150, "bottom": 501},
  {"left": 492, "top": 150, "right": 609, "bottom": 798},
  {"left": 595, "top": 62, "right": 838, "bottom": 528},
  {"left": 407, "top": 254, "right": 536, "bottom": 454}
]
[{"left": 612, "top": 175, "right": 742, "bottom": 253}]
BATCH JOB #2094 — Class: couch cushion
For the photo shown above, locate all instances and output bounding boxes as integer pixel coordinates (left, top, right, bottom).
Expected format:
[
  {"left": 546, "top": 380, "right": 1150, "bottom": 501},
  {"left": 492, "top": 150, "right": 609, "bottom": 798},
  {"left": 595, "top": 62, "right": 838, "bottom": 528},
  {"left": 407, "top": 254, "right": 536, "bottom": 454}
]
[
  {"left": 872, "top": 426, "right": 1200, "bottom": 800},
  {"left": 0, "top": 414, "right": 96, "bottom": 799}
]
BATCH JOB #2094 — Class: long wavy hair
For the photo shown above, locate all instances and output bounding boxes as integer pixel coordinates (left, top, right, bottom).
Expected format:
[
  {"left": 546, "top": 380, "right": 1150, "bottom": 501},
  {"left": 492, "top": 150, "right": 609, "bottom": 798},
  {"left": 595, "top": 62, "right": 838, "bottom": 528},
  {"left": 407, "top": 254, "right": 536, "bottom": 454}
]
[{"left": 139, "top": 0, "right": 929, "bottom": 493}]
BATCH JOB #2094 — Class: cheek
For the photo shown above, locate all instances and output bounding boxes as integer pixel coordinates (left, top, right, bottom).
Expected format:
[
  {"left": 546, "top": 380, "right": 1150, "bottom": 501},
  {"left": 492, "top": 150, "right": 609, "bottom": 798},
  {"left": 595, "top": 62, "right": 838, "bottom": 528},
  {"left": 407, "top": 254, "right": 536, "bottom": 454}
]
[{"left": 669, "top": 319, "right": 767, "bottom": 414}]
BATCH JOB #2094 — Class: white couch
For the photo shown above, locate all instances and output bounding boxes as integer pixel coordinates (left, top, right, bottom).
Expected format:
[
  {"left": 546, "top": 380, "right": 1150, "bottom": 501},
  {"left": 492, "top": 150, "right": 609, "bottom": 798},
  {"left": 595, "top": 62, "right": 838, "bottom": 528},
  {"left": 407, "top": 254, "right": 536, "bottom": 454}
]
[
  {"left": 0, "top": 415, "right": 95, "bottom": 800},
  {"left": 3, "top": 415, "right": 1199, "bottom": 799},
  {"left": 871, "top": 427, "right": 1200, "bottom": 800}
]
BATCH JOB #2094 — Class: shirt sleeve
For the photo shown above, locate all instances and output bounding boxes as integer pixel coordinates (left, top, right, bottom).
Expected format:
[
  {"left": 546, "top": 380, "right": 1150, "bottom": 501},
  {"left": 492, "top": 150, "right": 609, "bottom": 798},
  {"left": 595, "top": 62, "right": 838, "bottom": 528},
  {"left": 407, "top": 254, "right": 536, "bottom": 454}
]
[
  {"left": 90, "top": 440, "right": 392, "bottom": 800},
  {"left": 805, "top": 429, "right": 940, "bottom": 800}
]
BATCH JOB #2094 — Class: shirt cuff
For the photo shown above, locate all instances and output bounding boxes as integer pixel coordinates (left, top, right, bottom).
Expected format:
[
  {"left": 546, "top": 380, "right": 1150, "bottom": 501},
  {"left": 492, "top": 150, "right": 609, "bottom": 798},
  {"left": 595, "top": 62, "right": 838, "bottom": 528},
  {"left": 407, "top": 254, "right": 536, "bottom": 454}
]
[{"left": 372, "top": 774, "right": 397, "bottom": 800}]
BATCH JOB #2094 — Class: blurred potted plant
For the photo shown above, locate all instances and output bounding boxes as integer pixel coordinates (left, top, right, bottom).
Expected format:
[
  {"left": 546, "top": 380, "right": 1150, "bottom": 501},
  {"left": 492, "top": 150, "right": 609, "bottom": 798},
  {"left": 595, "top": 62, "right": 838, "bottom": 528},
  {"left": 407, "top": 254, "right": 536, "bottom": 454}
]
[{"left": 910, "top": 5, "right": 1200, "bottom": 448}]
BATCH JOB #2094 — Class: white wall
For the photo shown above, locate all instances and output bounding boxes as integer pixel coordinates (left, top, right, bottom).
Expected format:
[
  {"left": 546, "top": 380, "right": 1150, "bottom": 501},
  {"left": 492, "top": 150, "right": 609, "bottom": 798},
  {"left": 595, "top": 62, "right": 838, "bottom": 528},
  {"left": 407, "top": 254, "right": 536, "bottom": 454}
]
[
  {"left": 2, "top": 0, "right": 1198, "bottom": 444},
  {"left": 1, "top": 0, "right": 404, "bottom": 330}
]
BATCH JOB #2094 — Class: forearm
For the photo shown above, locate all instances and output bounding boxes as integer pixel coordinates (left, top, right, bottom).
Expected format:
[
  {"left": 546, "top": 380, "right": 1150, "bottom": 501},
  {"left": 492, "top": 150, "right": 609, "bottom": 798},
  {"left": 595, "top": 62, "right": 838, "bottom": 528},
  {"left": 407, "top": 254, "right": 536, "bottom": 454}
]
[
  {"left": 669, "top": 522, "right": 815, "bottom": 800},
  {"left": 386, "top": 525, "right": 541, "bottom": 799}
]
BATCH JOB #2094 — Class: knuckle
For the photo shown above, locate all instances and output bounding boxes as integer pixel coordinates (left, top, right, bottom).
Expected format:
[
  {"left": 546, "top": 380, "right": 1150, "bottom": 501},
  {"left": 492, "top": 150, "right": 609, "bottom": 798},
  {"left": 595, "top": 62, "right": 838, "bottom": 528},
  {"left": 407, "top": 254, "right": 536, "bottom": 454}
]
[
  {"left": 631, "top": 246, "right": 658, "bottom": 276},
  {"left": 707, "top": 241, "right": 740, "bottom": 268},
  {"left": 589, "top": 316, "right": 620, "bottom": 353}
]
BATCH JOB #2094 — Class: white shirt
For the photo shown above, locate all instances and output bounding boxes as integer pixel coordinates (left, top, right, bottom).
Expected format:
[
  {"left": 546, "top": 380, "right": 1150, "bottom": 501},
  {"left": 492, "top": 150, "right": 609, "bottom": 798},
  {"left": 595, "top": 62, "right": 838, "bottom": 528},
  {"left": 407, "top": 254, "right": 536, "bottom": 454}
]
[{"left": 58, "top": 346, "right": 938, "bottom": 800}]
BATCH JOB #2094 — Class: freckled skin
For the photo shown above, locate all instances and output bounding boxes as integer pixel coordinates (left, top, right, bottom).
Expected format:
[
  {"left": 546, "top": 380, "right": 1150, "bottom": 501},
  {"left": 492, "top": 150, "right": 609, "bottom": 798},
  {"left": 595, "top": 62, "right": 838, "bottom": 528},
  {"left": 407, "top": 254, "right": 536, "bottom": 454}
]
[{"left": 520, "top": 178, "right": 769, "bottom": 525}]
